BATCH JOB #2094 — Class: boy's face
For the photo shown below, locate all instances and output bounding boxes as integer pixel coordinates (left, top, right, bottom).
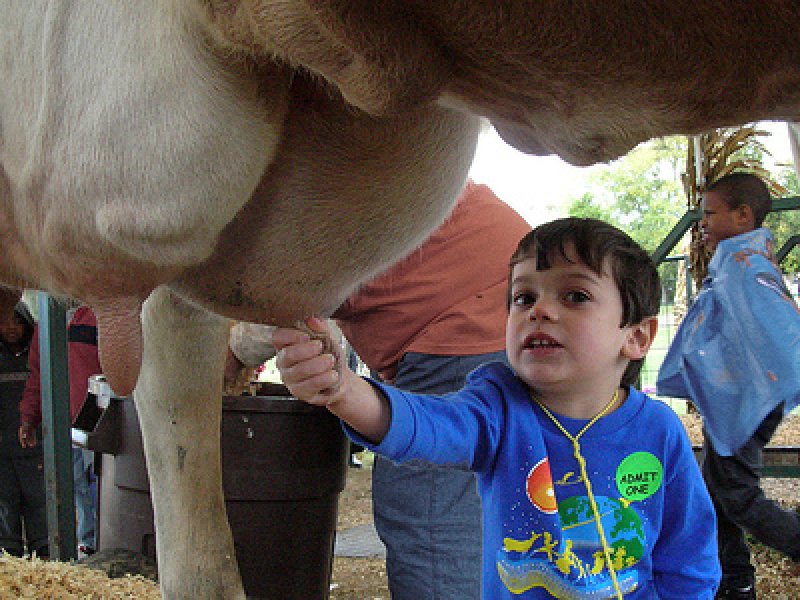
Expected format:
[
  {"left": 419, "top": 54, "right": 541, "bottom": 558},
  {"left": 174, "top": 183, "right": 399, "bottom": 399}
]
[
  {"left": 0, "top": 314, "right": 25, "bottom": 346},
  {"left": 700, "top": 190, "right": 753, "bottom": 251},
  {"left": 505, "top": 244, "right": 649, "bottom": 398}
]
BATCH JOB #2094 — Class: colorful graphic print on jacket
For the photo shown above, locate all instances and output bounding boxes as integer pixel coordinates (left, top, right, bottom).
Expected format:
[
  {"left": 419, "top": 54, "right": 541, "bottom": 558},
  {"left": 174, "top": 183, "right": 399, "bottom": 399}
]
[{"left": 497, "top": 452, "right": 663, "bottom": 598}]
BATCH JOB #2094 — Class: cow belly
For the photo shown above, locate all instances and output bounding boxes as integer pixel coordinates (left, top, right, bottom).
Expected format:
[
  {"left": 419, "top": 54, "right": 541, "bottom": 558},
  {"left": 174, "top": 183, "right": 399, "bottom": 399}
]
[{"left": 173, "top": 74, "right": 483, "bottom": 325}]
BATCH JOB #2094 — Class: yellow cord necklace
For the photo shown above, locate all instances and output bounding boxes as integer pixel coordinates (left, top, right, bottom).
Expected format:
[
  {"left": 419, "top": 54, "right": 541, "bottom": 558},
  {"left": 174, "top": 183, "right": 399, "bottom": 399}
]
[{"left": 534, "top": 389, "right": 624, "bottom": 600}]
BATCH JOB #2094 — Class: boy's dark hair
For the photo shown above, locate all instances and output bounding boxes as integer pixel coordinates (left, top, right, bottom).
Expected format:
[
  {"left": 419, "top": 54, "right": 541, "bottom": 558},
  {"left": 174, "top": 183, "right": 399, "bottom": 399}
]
[
  {"left": 508, "top": 217, "right": 661, "bottom": 388},
  {"left": 705, "top": 172, "right": 771, "bottom": 227}
]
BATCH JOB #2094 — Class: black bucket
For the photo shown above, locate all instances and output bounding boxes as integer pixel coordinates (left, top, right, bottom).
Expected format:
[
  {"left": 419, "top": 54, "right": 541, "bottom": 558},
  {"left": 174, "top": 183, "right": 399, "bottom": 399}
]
[{"left": 93, "top": 383, "right": 348, "bottom": 599}]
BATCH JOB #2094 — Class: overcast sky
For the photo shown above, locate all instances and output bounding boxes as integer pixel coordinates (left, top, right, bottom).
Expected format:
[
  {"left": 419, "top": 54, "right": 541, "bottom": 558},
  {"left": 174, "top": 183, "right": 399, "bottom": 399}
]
[{"left": 468, "top": 121, "right": 795, "bottom": 227}]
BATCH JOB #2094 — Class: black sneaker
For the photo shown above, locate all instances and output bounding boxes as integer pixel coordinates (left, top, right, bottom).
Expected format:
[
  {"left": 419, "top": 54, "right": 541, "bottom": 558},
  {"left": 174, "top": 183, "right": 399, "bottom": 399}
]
[{"left": 716, "top": 582, "right": 756, "bottom": 599}]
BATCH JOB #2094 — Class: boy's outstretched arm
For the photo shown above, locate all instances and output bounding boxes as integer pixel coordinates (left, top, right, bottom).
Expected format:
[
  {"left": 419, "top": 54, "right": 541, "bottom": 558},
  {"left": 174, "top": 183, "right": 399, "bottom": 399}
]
[{"left": 273, "top": 317, "right": 391, "bottom": 444}]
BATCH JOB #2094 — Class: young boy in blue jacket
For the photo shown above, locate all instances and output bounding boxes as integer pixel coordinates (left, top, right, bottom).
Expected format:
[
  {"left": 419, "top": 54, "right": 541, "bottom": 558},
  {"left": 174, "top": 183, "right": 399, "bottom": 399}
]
[{"left": 275, "top": 217, "right": 721, "bottom": 599}]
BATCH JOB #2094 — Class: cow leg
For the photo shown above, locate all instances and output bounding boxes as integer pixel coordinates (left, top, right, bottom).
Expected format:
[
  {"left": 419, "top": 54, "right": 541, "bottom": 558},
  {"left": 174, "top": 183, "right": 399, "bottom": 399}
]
[{"left": 135, "top": 286, "right": 244, "bottom": 599}]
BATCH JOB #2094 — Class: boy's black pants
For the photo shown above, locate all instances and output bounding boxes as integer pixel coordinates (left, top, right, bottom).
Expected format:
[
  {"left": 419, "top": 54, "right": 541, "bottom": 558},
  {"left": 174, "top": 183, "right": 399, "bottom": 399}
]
[
  {"left": 0, "top": 453, "right": 49, "bottom": 556},
  {"left": 702, "top": 404, "right": 800, "bottom": 585}
]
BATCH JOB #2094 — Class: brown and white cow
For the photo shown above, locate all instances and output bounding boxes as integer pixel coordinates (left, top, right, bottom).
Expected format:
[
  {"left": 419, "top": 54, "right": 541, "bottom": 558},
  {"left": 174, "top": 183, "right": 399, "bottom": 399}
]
[{"left": 2, "top": 1, "right": 799, "bottom": 597}]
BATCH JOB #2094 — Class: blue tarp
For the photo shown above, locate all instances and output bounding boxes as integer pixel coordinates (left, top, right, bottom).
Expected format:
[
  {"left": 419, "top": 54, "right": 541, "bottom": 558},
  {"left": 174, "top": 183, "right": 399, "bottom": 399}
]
[{"left": 657, "top": 228, "right": 800, "bottom": 456}]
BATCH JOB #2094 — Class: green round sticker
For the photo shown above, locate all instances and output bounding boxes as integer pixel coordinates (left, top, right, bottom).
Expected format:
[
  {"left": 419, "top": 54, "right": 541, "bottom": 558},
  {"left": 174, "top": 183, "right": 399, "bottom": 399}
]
[{"left": 616, "top": 452, "right": 663, "bottom": 501}]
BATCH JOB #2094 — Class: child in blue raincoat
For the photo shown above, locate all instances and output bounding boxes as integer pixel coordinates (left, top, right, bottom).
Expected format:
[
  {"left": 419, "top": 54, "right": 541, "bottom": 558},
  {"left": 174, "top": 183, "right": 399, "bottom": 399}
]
[{"left": 658, "top": 173, "right": 800, "bottom": 600}]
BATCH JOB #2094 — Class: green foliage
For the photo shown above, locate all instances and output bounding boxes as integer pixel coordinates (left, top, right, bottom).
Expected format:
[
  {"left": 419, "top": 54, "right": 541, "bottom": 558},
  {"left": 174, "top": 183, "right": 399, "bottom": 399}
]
[
  {"left": 765, "top": 166, "right": 800, "bottom": 274},
  {"left": 568, "top": 193, "right": 612, "bottom": 222},
  {"left": 567, "top": 133, "right": 800, "bottom": 277},
  {"left": 567, "top": 138, "right": 689, "bottom": 302},
  {"left": 567, "top": 136, "right": 686, "bottom": 256}
]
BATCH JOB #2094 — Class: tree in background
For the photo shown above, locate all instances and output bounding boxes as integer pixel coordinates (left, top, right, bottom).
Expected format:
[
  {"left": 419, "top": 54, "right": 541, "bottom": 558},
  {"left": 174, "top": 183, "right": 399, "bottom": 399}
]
[
  {"left": 766, "top": 166, "right": 800, "bottom": 275},
  {"left": 568, "top": 129, "right": 799, "bottom": 295},
  {"left": 568, "top": 136, "right": 686, "bottom": 255},
  {"left": 567, "top": 136, "right": 686, "bottom": 302}
]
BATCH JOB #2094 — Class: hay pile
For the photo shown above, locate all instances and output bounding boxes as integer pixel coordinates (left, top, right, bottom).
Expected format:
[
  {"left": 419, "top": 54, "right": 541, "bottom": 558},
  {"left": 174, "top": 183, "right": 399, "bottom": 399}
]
[
  {"left": 680, "top": 413, "right": 800, "bottom": 447},
  {"left": 2, "top": 413, "right": 798, "bottom": 598},
  {"left": 0, "top": 553, "right": 160, "bottom": 599}
]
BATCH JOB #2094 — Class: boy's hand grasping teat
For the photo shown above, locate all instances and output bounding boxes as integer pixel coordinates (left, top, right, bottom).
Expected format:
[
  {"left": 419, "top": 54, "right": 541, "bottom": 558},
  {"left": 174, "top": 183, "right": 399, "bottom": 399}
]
[
  {"left": 273, "top": 317, "right": 345, "bottom": 406},
  {"left": 274, "top": 317, "right": 392, "bottom": 443}
]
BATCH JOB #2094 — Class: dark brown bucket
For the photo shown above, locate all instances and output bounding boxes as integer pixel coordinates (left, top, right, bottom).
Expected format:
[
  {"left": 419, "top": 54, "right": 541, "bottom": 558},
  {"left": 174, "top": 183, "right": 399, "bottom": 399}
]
[{"left": 90, "top": 383, "right": 347, "bottom": 599}]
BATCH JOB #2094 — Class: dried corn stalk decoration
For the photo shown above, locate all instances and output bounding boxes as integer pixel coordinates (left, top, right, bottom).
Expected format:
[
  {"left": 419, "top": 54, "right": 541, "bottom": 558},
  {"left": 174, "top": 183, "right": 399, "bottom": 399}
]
[{"left": 683, "top": 125, "right": 787, "bottom": 286}]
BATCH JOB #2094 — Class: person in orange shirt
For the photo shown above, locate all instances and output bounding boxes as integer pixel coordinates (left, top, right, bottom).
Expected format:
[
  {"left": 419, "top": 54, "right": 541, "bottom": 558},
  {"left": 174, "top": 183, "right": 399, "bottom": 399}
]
[
  {"left": 228, "top": 180, "right": 530, "bottom": 599},
  {"left": 330, "top": 180, "right": 529, "bottom": 599}
]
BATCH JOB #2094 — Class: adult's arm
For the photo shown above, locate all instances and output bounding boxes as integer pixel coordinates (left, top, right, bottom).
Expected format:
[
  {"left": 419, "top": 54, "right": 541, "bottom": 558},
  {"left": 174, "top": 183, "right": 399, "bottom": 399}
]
[
  {"left": 18, "top": 324, "right": 42, "bottom": 447},
  {"left": 19, "top": 324, "right": 42, "bottom": 427}
]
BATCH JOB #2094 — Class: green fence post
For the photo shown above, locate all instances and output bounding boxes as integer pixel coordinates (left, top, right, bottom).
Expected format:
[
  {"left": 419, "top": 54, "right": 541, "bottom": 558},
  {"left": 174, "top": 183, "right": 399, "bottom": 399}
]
[{"left": 37, "top": 292, "right": 77, "bottom": 561}]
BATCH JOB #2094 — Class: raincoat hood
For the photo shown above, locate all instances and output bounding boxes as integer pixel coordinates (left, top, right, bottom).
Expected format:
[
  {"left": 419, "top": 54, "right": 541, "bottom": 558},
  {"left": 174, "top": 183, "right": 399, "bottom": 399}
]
[{"left": 1, "top": 301, "right": 35, "bottom": 355}]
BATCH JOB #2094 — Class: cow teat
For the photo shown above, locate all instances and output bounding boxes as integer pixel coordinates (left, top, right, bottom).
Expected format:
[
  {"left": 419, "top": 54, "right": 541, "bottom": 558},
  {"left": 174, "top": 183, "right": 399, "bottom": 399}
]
[{"left": 93, "top": 297, "right": 145, "bottom": 397}]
